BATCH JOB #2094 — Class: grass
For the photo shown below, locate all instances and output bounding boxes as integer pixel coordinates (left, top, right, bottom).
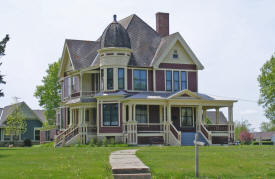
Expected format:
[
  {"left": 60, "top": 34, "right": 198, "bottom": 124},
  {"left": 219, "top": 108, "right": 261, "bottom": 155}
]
[
  {"left": 137, "top": 145, "right": 275, "bottom": 179},
  {"left": 0, "top": 145, "right": 275, "bottom": 178}
]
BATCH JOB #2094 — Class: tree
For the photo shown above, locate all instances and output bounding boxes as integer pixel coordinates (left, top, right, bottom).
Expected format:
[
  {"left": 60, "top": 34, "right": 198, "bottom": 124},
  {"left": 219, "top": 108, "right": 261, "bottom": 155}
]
[
  {"left": 260, "top": 121, "right": 275, "bottom": 132},
  {"left": 258, "top": 55, "right": 275, "bottom": 122},
  {"left": 239, "top": 130, "right": 253, "bottom": 145},
  {"left": 34, "top": 61, "right": 61, "bottom": 124},
  {"left": 5, "top": 103, "right": 27, "bottom": 141},
  {"left": 234, "top": 120, "right": 251, "bottom": 141},
  {"left": 0, "top": 34, "right": 10, "bottom": 97}
]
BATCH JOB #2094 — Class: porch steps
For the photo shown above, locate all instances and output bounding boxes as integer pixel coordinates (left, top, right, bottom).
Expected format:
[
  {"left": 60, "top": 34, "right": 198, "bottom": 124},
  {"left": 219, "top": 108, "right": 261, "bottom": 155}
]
[{"left": 181, "top": 132, "right": 209, "bottom": 146}]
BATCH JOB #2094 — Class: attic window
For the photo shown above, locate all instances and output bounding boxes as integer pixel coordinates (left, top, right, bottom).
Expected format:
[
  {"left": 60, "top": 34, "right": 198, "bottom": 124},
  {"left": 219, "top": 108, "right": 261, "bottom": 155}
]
[{"left": 173, "top": 50, "right": 178, "bottom": 59}]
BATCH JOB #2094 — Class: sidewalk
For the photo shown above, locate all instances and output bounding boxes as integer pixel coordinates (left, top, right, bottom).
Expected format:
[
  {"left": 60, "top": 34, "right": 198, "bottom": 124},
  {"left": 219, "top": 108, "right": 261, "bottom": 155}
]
[{"left": 109, "top": 149, "right": 151, "bottom": 179}]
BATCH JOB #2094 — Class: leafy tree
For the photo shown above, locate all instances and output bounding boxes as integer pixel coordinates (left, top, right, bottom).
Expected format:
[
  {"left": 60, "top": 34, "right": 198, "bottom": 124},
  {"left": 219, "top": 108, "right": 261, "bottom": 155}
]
[
  {"left": 5, "top": 103, "right": 27, "bottom": 141},
  {"left": 258, "top": 55, "right": 275, "bottom": 122},
  {"left": 239, "top": 130, "right": 253, "bottom": 145},
  {"left": 234, "top": 120, "right": 251, "bottom": 141},
  {"left": 0, "top": 34, "right": 10, "bottom": 97},
  {"left": 260, "top": 121, "right": 275, "bottom": 132},
  {"left": 34, "top": 61, "right": 61, "bottom": 124}
]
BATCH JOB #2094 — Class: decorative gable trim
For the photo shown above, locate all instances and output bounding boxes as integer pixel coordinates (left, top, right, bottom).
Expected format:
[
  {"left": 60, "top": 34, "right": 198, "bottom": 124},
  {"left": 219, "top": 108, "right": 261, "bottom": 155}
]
[
  {"left": 58, "top": 42, "right": 76, "bottom": 78},
  {"left": 168, "top": 89, "right": 202, "bottom": 99},
  {"left": 151, "top": 32, "right": 204, "bottom": 70}
]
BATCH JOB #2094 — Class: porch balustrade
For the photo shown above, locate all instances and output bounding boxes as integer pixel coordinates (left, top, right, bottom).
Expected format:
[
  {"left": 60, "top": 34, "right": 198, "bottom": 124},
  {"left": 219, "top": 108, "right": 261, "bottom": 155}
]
[
  {"left": 205, "top": 124, "right": 228, "bottom": 132},
  {"left": 137, "top": 123, "right": 164, "bottom": 133}
]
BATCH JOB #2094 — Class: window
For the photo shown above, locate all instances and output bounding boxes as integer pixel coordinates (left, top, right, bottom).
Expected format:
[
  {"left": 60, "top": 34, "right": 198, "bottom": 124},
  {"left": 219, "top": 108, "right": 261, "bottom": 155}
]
[
  {"left": 107, "top": 68, "right": 113, "bottom": 90},
  {"left": 173, "top": 71, "right": 179, "bottom": 91},
  {"left": 85, "top": 109, "right": 89, "bottom": 122},
  {"left": 67, "top": 108, "right": 70, "bottom": 126},
  {"left": 46, "top": 131, "right": 50, "bottom": 141},
  {"left": 181, "top": 71, "right": 187, "bottom": 90},
  {"left": 136, "top": 105, "right": 147, "bottom": 123},
  {"left": 166, "top": 71, "right": 172, "bottom": 91},
  {"left": 95, "top": 73, "right": 99, "bottom": 91},
  {"left": 103, "top": 104, "right": 118, "bottom": 126},
  {"left": 181, "top": 107, "right": 193, "bottom": 127},
  {"left": 100, "top": 69, "right": 104, "bottom": 90},
  {"left": 118, "top": 68, "right": 124, "bottom": 90},
  {"left": 133, "top": 70, "right": 147, "bottom": 90},
  {"left": 173, "top": 50, "right": 178, "bottom": 59},
  {"left": 35, "top": 129, "right": 40, "bottom": 141}
]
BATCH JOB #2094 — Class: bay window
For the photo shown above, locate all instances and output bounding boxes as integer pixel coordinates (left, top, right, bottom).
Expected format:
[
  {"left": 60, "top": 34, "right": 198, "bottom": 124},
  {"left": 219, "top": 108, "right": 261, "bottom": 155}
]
[{"left": 133, "top": 70, "right": 147, "bottom": 90}]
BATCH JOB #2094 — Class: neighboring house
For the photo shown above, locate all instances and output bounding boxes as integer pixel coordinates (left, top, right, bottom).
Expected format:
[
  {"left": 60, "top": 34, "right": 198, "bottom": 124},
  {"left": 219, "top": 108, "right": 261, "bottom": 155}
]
[
  {"left": 252, "top": 132, "right": 275, "bottom": 144},
  {"left": 0, "top": 102, "right": 45, "bottom": 146},
  {"left": 55, "top": 12, "right": 237, "bottom": 147},
  {"left": 40, "top": 128, "right": 57, "bottom": 144}
]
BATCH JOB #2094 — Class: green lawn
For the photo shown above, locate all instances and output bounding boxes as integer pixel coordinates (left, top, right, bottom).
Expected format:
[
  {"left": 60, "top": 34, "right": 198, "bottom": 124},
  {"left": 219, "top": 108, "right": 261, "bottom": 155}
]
[
  {"left": 137, "top": 145, "right": 275, "bottom": 179},
  {"left": 0, "top": 145, "right": 275, "bottom": 179}
]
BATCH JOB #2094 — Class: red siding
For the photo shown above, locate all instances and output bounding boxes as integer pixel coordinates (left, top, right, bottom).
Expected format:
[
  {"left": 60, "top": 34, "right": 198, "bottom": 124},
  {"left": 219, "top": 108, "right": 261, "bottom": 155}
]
[
  {"left": 156, "top": 70, "right": 165, "bottom": 91},
  {"left": 148, "top": 70, "right": 153, "bottom": 91},
  {"left": 159, "top": 63, "right": 197, "bottom": 70},
  {"left": 188, "top": 71, "right": 197, "bottom": 92},
  {"left": 127, "top": 69, "right": 132, "bottom": 90},
  {"left": 98, "top": 103, "right": 123, "bottom": 133}
]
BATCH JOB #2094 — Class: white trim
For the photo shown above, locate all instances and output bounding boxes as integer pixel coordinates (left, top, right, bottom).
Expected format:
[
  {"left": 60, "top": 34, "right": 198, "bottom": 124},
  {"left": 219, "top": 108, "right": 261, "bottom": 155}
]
[
  {"left": 100, "top": 102, "right": 121, "bottom": 128},
  {"left": 132, "top": 68, "right": 148, "bottom": 91}
]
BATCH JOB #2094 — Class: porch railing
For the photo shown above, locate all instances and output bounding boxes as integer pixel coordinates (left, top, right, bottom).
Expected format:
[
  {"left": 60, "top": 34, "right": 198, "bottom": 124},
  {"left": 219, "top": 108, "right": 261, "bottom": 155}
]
[
  {"left": 169, "top": 121, "right": 181, "bottom": 145},
  {"left": 137, "top": 123, "right": 164, "bottom": 133},
  {"left": 205, "top": 124, "right": 228, "bottom": 132},
  {"left": 55, "top": 126, "right": 79, "bottom": 147},
  {"left": 87, "top": 126, "right": 97, "bottom": 134}
]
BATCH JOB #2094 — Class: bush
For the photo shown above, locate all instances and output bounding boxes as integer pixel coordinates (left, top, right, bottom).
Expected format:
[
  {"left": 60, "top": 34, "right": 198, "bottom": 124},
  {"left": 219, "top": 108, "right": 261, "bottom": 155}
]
[
  {"left": 252, "top": 141, "right": 274, "bottom": 145},
  {"left": 103, "top": 137, "right": 108, "bottom": 147},
  {"left": 97, "top": 139, "right": 103, "bottom": 147},
  {"left": 24, "top": 139, "right": 32, "bottom": 147},
  {"left": 89, "top": 138, "right": 96, "bottom": 147},
  {"left": 239, "top": 131, "right": 253, "bottom": 145}
]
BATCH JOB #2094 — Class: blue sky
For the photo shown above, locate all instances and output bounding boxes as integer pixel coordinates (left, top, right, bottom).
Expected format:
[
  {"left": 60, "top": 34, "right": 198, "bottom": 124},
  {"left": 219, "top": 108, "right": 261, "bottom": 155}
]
[{"left": 0, "top": 0, "right": 274, "bottom": 131}]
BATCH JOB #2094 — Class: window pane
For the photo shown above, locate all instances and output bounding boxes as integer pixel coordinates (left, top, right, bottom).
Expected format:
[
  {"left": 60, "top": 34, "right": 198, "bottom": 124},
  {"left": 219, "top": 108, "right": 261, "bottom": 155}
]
[
  {"left": 136, "top": 105, "right": 147, "bottom": 123},
  {"left": 181, "top": 71, "right": 187, "bottom": 90},
  {"left": 166, "top": 71, "right": 172, "bottom": 91},
  {"left": 173, "top": 71, "right": 179, "bottom": 91},
  {"left": 118, "top": 68, "right": 124, "bottom": 89},
  {"left": 134, "top": 70, "right": 147, "bottom": 90},
  {"left": 181, "top": 107, "right": 193, "bottom": 127},
  {"left": 101, "top": 69, "right": 104, "bottom": 90},
  {"left": 107, "top": 68, "right": 113, "bottom": 90},
  {"left": 103, "top": 104, "right": 118, "bottom": 126}
]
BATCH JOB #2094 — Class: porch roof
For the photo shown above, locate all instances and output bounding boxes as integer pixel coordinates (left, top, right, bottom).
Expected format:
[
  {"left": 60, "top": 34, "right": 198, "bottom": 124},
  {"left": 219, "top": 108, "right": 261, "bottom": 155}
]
[{"left": 65, "top": 97, "right": 97, "bottom": 105}]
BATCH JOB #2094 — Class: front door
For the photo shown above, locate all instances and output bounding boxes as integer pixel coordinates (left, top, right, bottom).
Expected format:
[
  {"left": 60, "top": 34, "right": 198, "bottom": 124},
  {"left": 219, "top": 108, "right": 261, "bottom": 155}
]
[{"left": 171, "top": 107, "right": 180, "bottom": 130}]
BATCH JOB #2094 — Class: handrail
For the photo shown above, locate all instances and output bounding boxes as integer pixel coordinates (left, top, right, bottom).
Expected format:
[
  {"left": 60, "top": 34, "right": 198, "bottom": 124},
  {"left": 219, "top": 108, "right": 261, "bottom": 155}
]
[
  {"left": 55, "top": 127, "right": 72, "bottom": 145},
  {"left": 201, "top": 123, "right": 212, "bottom": 144},
  {"left": 64, "top": 127, "right": 79, "bottom": 143},
  {"left": 169, "top": 121, "right": 181, "bottom": 142}
]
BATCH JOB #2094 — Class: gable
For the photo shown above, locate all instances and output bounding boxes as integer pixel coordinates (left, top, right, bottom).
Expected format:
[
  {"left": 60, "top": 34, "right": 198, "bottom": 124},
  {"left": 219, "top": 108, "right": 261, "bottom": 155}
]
[
  {"left": 58, "top": 44, "right": 74, "bottom": 78},
  {"left": 162, "top": 41, "right": 194, "bottom": 65},
  {"left": 151, "top": 32, "right": 204, "bottom": 70},
  {"left": 168, "top": 89, "right": 202, "bottom": 99}
]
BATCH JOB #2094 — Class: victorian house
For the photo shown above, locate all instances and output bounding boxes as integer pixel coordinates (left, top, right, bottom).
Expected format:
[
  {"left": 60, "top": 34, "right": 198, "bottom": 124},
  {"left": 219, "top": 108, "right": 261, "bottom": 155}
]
[{"left": 55, "top": 13, "right": 236, "bottom": 147}]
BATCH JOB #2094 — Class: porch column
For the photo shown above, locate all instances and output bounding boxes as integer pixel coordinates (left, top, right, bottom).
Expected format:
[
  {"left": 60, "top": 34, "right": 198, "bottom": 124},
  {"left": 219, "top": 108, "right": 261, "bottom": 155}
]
[
  {"left": 122, "top": 104, "right": 126, "bottom": 123},
  {"left": 69, "top": 108, "right": 73, "bottom": 127},
  {"left": 163, "top": 105, "right": 167, "bottom": 122},
  {"left": 160, "top": 105, "right": 163, "bottom": 123},
  {"left": 215, "top": 107, "right": 220, "bottom": 124},
  {"left": 196, "top": 105, "right": 202, "bottom": 131},
  {"left": 167, "top": 104, "right": 171, "bottom": 122},
  {"left": 129, "top": 104, "right": 133, "bottom": 121},
  {"left": 228, "top": 105, "right": 234, "bottom": 142},
  {"left": 133, "top": 104, "right": 136, "bottom": 122},
  {"left": 203, "top": 108, "right": 207, "bottom": 124}
]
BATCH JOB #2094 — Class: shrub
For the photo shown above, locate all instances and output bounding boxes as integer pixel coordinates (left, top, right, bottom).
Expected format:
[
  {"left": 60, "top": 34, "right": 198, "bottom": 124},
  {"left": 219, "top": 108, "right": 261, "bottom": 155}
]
[
  {"left": 89, "top": 138, "right": 96, "bottom": 147},
  {"left": 239, "top": 131, "right": 253, "bottom": 145},
  {"left": 109, "top": 137, "right": 115, "bottom": 145},
  {"left": 103, "top": 137, "right": 108, "bottom": 147},
  {"left": 24, "top": 139, "right": 32, "bottom": 147},
  {"left": 252, "top": 141, "right": 274, "bottom": 145},
  {"left": 97, "top": 139, "right": 103, "bottom": 147}
]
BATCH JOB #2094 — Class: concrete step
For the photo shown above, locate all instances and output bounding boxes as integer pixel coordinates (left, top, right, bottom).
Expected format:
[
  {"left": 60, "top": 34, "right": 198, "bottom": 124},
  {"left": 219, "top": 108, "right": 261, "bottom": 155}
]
[
  {"left": 113, "top": 173, "right": 151, "bottom": 179},
  {"left": 113, "top": 167, "right": 150, "bottom": 174}
]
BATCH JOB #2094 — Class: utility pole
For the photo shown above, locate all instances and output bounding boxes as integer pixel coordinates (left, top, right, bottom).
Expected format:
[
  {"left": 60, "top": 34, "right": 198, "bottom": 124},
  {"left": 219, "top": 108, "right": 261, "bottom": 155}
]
[{"left": 195, "top": 132, "right": 199, "bottom": 177}]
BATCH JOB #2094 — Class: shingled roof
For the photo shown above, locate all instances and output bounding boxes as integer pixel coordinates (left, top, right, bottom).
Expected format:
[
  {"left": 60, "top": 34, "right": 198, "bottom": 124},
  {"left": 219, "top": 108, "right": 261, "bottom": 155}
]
[{"left": 65, "top": 14, "right": 162, "bottom": 70}]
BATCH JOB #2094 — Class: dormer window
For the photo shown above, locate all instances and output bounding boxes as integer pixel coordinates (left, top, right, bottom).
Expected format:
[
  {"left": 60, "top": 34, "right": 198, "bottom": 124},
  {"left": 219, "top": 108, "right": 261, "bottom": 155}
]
[{"left": 173, "top": 50, "right": 178, "bottom": 59}]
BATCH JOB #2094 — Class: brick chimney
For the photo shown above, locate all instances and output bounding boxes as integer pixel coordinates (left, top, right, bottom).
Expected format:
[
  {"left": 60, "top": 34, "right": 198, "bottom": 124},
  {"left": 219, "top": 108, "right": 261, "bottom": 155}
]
[{"left": 156, "top": 12, "right": 169, "bottom": 37}]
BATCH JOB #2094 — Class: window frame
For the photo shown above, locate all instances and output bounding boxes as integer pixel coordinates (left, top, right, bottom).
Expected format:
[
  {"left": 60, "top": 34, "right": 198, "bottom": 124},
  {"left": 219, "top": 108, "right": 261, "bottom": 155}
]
[
  {"left": 166, "top": 70, "right": 172, "bottom": 91},
  {"left": 181, "top": 71, "right": 187, "bottom": 90},
  {"left": 173, "top": 50, "right": 178, "bottom": 59},
  {"left": 173, "top": 71, "right": 179, "bottom": 92},
  {"left": 135, "top": 105, "right": 148, "bottom": 123},
  {"left": 133, "top": 69, "right": 147, "bottom": 91},
  {"left": 34, "top": 129, "right": 40, "bottom": 141},
  {"left": 107, "top": 68, "right": 114, "bottom": 90},
  {"left": 102, "top": 103, "right": 119, "bottom": 127},
  {"left": 181, "top": 107, "right": 194, "bottom": 127}
]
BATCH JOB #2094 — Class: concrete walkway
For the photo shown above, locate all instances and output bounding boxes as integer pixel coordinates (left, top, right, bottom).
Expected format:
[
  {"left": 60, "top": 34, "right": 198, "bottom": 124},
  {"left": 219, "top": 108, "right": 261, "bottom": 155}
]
[{"left": 109, "top": 149, "right": 151, "bottom": 179}]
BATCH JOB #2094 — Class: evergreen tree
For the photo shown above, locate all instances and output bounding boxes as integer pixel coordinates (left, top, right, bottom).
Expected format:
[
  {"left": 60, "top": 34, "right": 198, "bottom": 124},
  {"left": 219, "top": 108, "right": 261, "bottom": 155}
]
[{"left": 0, "top": 34, "right": 10, "bottom": 97}]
